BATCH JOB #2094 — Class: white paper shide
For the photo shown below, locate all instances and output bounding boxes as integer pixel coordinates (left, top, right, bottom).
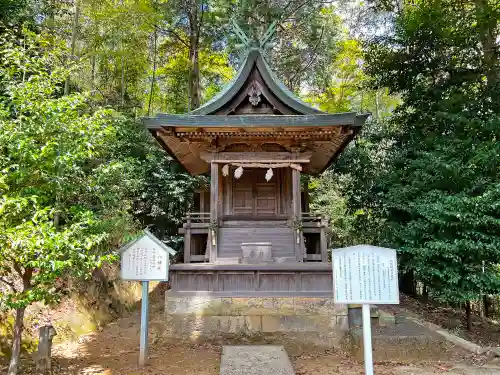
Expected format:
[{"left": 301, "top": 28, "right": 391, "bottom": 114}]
[{"left": 332, "top": 245, "right": 399, "bottom": 304}]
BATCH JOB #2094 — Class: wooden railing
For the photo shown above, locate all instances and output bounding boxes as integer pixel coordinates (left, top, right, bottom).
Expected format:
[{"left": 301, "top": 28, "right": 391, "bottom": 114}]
[
  {"left": 184, "top": 212, "right": 211, "bottom": 224},
  {"left": 301, "top": 212, "right": 329, "bottom": 227},
  {"left": 301, "top": 212, "right": 329, "bottom": 262},
  {"left": 182, "top": 212, "right": 330, "bottom": 263},
  {"left": 183, "top": 212, "right": 328, "bottom": 226}
]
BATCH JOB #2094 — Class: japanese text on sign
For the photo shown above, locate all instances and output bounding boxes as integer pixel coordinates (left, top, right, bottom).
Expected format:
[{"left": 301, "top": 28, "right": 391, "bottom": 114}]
[
  {"left": 332, "top": 245, "right": 399, "bottom": 304},
  {"left": 120, "top": 235, "right": 170, "bottom": 281}
]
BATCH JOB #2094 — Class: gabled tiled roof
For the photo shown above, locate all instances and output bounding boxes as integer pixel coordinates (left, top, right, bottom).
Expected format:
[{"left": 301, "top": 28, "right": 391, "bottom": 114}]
[{"left": 189, "top": 48, "right": 323, "bottom": 115}]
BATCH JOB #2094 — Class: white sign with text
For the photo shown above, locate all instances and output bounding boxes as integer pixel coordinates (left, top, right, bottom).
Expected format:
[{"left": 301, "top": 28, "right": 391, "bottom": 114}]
[
  {"left": 119, "top": 230, "right": 175, "bottom": 281},
  {"left": 118, "top": 230, "right": 176, "bottom": 366},
  {"left": 332, "top": 245, "right": 399, "bottom": 304}
]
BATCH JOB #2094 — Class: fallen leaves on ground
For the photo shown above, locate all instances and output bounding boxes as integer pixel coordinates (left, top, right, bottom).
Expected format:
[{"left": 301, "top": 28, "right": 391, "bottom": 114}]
[
  {"left": 381, "top": 294, "right": 500, "bottom": 348},
  {"left": 2, "top": 290, "right": 499, "bottom": 374}
]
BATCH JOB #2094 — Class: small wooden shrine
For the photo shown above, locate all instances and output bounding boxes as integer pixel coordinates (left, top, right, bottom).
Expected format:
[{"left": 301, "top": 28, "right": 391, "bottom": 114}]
[{"left": 143, "top": 27, "right": 368, "bottom": 298}]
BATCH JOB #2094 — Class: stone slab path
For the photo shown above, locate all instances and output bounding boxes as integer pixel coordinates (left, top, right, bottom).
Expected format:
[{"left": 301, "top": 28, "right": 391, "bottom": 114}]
[{"left": 220, "top": 345, "right": 295, "bottom": 375}]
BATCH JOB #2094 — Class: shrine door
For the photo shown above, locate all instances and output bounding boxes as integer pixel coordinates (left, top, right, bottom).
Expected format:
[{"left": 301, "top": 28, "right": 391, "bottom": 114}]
[{"left": 232, "top": 168, "right": 278, "bottom": 216}]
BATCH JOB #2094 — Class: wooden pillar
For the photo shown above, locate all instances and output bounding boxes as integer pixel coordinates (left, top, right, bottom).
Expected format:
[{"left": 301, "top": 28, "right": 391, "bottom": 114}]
[
  {"left": 200, "top": 190, "right": 206, "bottom": 213},
  {"left": 292, "top": 166, "right": 303, "bottom": 262},
  {"left": 320, "top": 215, "right": 328, "bottom": 262},
  {"left": 303, "top": 175, "right": 310, "bottom": 213},
  {"left": 184, "top": 215, "right": 191, "bottom": 263},
  {"left": 209, "top": 161, "right": 219, "bottom": 263}
]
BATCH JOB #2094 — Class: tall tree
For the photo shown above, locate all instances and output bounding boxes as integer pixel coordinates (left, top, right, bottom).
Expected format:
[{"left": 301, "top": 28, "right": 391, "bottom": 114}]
[
  {"left": 232, "top": 0, "right": 343, "bottom": 93},
  {"left": 0, "top": 27, "right": 142, "bottom": 374},
  {"left": 364, "top": 0, "right": 500, "bottom": 325},
  {"left": 77, "top": 0, "right": 160, "bottom": 111},
  {"left": 159, "top": 0, "right": 228, "bottom": 110},
  {"left": 64, "top": 0, "right": 80, "bottom": 95}
]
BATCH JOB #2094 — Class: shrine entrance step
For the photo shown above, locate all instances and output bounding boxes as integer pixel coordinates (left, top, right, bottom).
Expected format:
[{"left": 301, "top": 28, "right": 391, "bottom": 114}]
[{"left": 220, "top": 345, "right": 295, "bottom": 375}]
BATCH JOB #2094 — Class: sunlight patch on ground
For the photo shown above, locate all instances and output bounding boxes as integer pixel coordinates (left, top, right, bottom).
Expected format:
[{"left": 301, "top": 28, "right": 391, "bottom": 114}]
[
  {"left": 79, "top": 365, "right": 107, "bottom": 375},
  {"left": 190, "top": 331, "right": 202, "bottom": 340}
]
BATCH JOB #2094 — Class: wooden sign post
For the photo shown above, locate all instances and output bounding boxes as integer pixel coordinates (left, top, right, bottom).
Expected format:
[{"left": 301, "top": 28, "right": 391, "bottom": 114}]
[
  {"left": 119, "top": 229, "right": 176, "bottom": 367},
  {"left": 332, "top": 245, "right": 399, "bottom": 375}
]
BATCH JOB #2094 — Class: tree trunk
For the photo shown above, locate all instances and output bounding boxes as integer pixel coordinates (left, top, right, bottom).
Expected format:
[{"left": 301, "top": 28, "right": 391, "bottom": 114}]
[
  {"left": 465, "top": 301, "right": 472, "bottom": 331},
  {"left": 422, "top": 283, "right": 429, "bottom": 301},
  {"left": 483, "top": 295, "right": 490, "bottom": 318},
  {"left": 7, "top": 307, "right": 26, "bottom": 375},
  {"left": 188, "top": 35, "right": 200, "bottom": 110},
  {"left": 64, "top": 0, "right": 80, "bottom": 95},
  {"left": 375, "top": 89, "right": 380, "bottom": 120},
  {"left": 474, "top": 0, "right": 498, "bottom": 86},
  {"left": 91, "top": 55, "right": 96, "bottom": 96},
  {"left": 147, "top": 28, "right": 158, "bottom": 116},
  {"left": 399, "top": 271, "right": 417, "bottom": 296},
  {"left": 121, "top": 54, "right": 125, "bottom": 107},
  {"left": 187, "top": 0, "right": 201, "bottom": 111}
]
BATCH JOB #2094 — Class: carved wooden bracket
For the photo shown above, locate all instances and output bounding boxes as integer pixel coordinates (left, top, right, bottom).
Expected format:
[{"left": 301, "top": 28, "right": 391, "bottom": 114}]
[{"left": 248, "top": 82, "right": 262, "bottom": 106}]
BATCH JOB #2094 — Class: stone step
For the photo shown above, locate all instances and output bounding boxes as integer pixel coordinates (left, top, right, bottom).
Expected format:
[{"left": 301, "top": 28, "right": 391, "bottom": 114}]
[
  {"left": 220, "top": 345, "right": 295, "bottom": 375},
  {"left": 347, "top": 317, "right": 450, "bottom": 362},
  {"left": 350, "top": 305, "right": 396, "bottom": 328},
  {"left": 371, "top": 306, "right": 396, "bottom": 327}
]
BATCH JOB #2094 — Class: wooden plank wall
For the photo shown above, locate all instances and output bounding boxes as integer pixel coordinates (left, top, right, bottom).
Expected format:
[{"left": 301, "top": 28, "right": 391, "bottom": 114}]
[
  {"left": 218, "top": 224, "right": 295, "bottom": 260},
  {"left": 170, "top": 268, "right": 333, "bottom": 296}
]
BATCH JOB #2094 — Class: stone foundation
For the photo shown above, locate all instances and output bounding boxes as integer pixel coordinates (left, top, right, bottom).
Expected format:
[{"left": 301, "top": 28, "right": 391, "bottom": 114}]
[{"left": 164, "top": 292, "right": 348, "bottom": 348}]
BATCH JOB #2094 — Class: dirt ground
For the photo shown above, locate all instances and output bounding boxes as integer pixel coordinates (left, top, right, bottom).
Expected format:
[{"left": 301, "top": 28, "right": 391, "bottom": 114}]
[
  {"left": 1, "top": 290, "right": 499, "bottom": 374},
  {"left": 0, "top": 314, "right": 490, "bottom": 375},
  {"left": 0, "top": 321, "right": 478, "bottom": 375},
  {"left": 293, "top": 352, "right": 466, "bottom": 375}
]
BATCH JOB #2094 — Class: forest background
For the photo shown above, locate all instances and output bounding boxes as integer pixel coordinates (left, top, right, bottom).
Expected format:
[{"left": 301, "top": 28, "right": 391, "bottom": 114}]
[{"left": 0, "top": 0, "right": 499, "bottom": 373}]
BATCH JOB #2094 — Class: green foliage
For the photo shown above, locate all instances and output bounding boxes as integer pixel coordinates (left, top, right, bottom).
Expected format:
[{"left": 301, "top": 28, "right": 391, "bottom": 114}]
[
  {"left": 232, "top": 0, "right": 344, "bottom": 93},
  {"left": 310, "top": 119, "right": 394, "bottom": 247},
  {"left": 77, "top": 0, "right": 161, "bottom": 111},
  {"left": 0, "top": 1, "right": 38, "bottom": 26},
  {"left": 109, "top": 118, "right": 199, "bottom": 246},
  {"left": 0, "top": 27, "right": 138, "bottom": 310},
  {"left": 270, "top": 4, "right": 343, "bottom": 92},
  {"left": 154, "top": 47, "right": 234, "bottom": 113},
  {"left": 309, "top": 38, "right": 400, "bottom": 116},
  {"left": 309, "top": 173, "right": 355, "bottom": 246},
  {"left": 362, "top": 0, "right": 500, "bottom": 303},
  {"left": 307, "top": 36, "right": 400, "bottom": 249}
]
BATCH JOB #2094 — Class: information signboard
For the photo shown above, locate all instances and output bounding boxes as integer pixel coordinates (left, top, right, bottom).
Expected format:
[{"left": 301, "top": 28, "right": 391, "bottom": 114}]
[
  {"left": 332, "top": 245, "right": 399, "bottom": 305},
  {"left": 332, "top": 244, "right": 400, "bottom": 375},
  {"left": 119, "top": 230, "right": 175, "bottom": 281},
  {"left": 118, "top": 229, "right": 176, "bottom": 366}
]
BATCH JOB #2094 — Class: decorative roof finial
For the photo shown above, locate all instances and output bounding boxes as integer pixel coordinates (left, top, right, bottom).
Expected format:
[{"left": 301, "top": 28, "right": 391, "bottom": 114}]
[{"left": 232, "top": 19, "right": 278, "bottom": 52}]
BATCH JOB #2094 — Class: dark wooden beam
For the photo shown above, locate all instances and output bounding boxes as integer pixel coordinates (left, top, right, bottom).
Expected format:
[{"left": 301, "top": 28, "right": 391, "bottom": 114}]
[{"left": 209, "top": 160, "right": 219, "bottom": 262}]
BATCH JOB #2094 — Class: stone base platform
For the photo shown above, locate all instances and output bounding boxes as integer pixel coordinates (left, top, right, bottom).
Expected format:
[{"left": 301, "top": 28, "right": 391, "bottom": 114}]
[{"left": 165, "top": 291, "right": 348, "bottom": 349}]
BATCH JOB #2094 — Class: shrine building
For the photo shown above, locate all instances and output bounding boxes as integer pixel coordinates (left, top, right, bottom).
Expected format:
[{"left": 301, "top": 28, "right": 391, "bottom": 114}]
[{"left": 143, "top": 27, "right": 368, "bottom": 344}]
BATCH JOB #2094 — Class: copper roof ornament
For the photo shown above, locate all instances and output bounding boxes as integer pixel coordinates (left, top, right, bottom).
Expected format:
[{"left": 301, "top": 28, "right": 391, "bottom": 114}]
[{"left": 232, "top": 19, "right": 278, "bottom": 53}]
